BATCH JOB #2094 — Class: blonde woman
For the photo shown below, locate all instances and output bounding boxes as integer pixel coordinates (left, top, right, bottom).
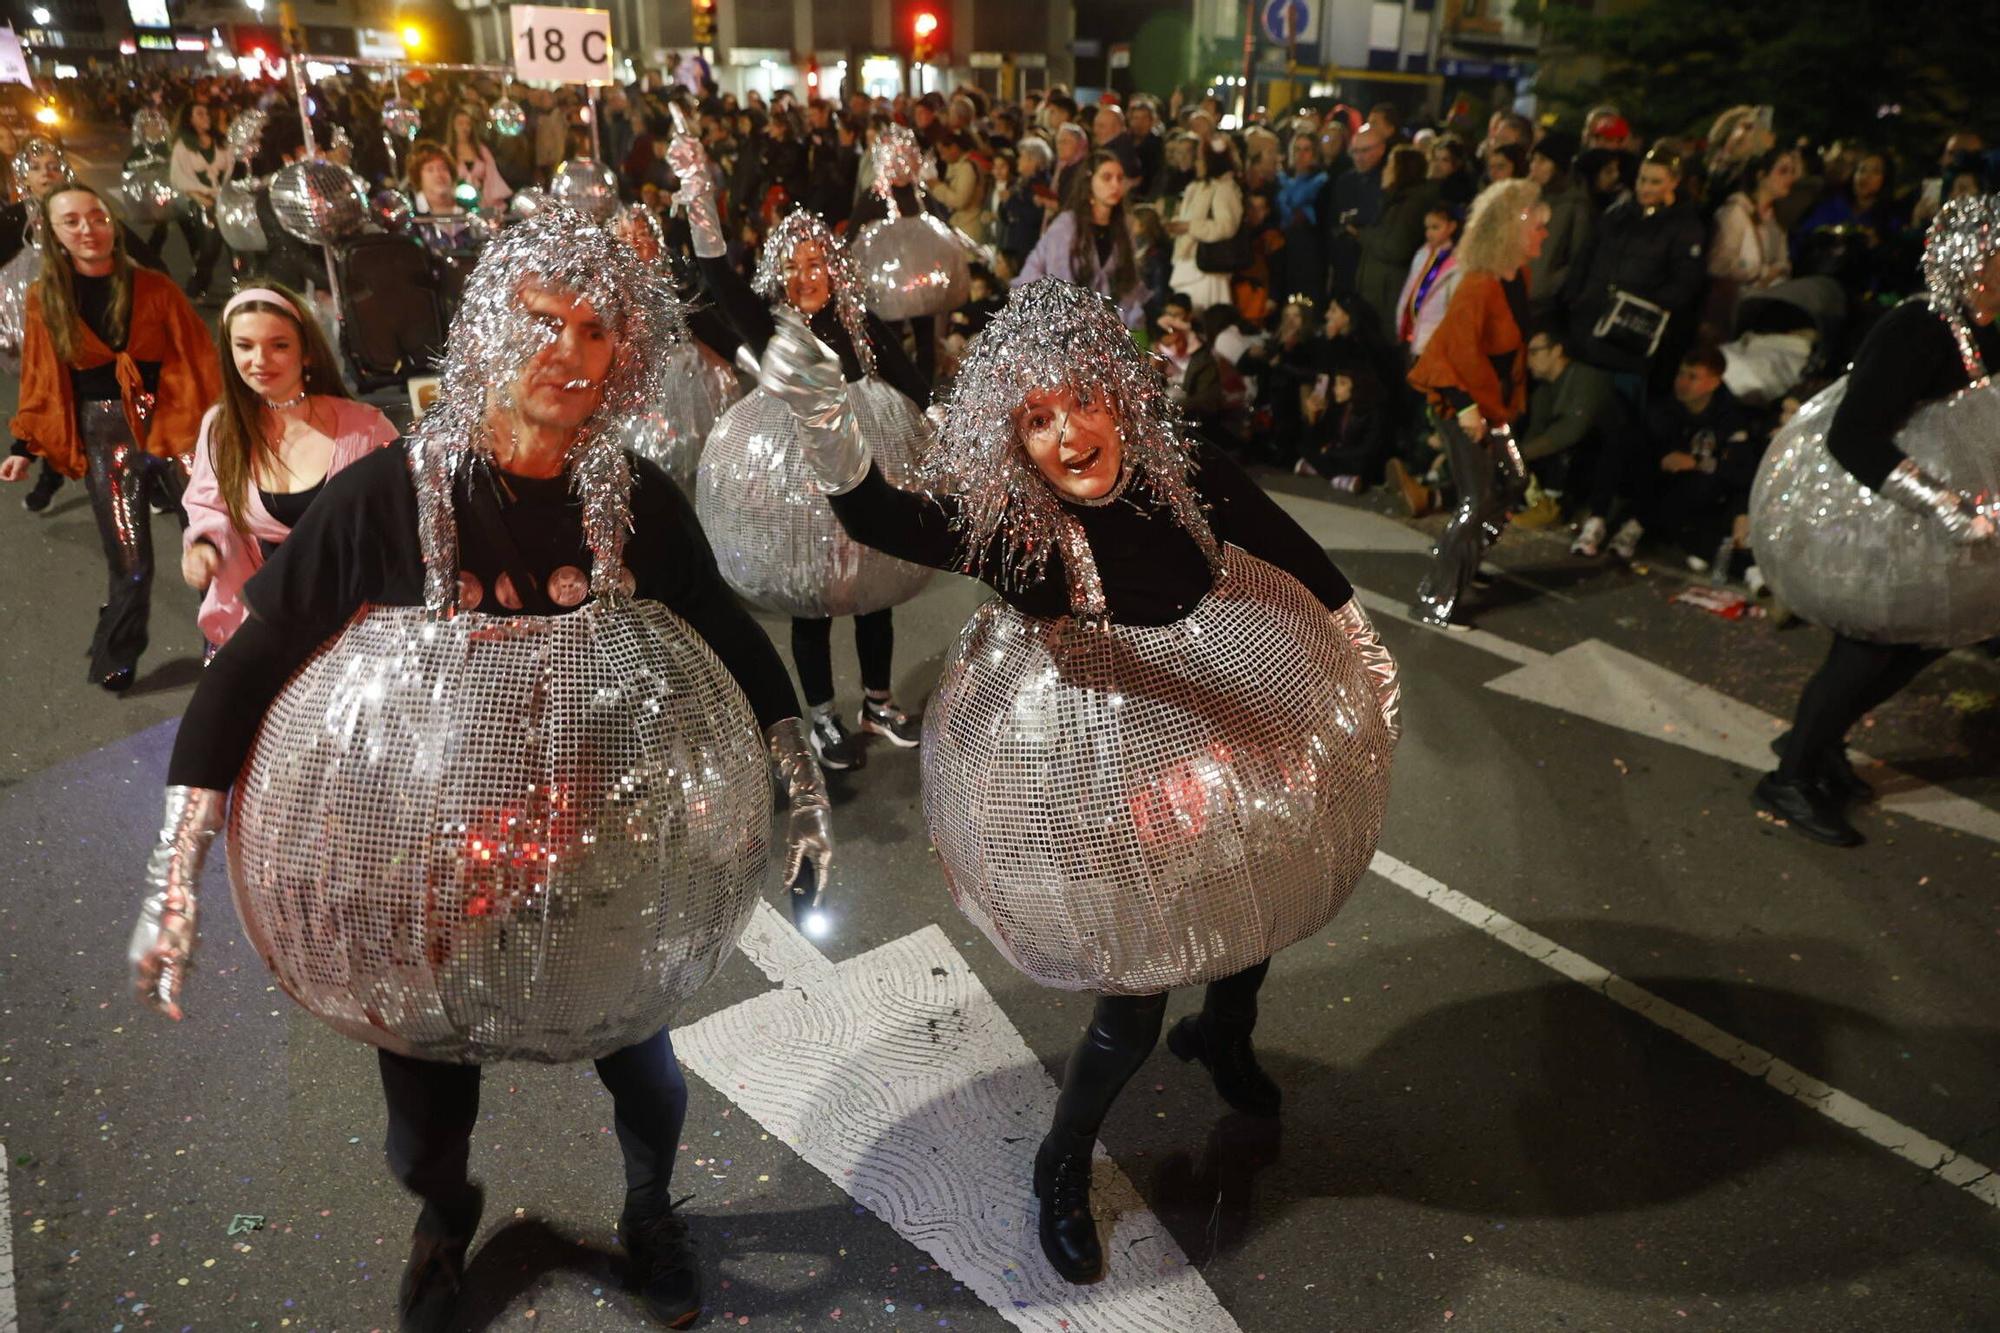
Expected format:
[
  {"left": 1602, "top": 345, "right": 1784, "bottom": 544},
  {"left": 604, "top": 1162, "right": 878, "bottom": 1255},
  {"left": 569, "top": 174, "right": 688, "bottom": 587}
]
[{"left": 1406, "top": 178, "right": 1549, "bottom": 628}]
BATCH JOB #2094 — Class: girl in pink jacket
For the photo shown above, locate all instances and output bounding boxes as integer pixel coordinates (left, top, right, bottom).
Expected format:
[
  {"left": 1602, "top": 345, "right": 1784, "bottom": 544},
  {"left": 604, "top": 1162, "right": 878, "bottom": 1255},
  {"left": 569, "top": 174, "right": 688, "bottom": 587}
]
[{"left": 182, "top": 285, "right": 397, "bottom": 647}]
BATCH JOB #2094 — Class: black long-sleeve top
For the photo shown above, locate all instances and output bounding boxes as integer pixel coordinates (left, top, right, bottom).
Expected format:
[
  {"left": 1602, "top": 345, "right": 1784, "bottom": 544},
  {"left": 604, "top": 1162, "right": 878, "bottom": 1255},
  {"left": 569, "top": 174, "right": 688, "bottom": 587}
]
[
  {"left": 1825, "top": 298, "right": 2000, "bottom": 490},
  {"left": 696, "top": 253, "right": 931, "bottom": 408},
  {"left": 166, "top": 444, "right": 799, "bottom": 791},
  {"left": 826, "top": 439, "right": 1355, "bottom": 626}
]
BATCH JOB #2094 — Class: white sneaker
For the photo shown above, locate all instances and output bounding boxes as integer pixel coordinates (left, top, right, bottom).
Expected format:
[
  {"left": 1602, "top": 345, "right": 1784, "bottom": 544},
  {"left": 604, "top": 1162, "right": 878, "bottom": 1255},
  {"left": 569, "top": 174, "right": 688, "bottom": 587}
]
[
  {"left": 1570, "top": 516, "right": 1607, "bottom": 557},
  {"left": 1608, "top": 519, "right": 1645, "bottom": 561}
]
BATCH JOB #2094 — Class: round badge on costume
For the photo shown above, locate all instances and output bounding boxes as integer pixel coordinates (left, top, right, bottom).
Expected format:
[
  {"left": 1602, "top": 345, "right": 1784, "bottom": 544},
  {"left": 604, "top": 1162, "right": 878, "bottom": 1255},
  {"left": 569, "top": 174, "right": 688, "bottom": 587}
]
[
  {"left": 494, "top": 572, "right": 523, "bottom": 610},
  {"left": 457, "top": 571, "right": 483, "bottom": 610},
  {"left": 616, "top": 566, "right": 638, "bottom": 596},
  {"left": 547, "top": 565, "right": 589, "bottom": 607}
]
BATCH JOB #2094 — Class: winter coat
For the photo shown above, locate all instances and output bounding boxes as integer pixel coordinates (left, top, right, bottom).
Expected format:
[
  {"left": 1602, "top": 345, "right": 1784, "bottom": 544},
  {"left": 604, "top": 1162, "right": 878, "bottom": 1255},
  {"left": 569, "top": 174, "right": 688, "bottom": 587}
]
[
  {"left": 1564, "top": 195, "right": 1708, "bottom": 376},
  {"left": 1167, "top": 174, "right": 1244, "bottom": 310}
]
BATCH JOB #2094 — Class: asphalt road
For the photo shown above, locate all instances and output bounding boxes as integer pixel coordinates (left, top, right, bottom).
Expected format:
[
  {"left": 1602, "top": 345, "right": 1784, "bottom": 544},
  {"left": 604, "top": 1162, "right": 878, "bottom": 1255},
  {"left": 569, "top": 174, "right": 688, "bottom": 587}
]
[{"left": 0, "top": 126, "right": 1996, "bottom": 1333}]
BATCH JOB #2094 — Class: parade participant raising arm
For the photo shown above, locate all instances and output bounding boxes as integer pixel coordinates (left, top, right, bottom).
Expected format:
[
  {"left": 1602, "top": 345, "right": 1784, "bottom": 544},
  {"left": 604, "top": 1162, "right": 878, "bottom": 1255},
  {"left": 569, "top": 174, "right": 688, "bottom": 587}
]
[
  {"left": 180, "top": 283, "right": 399, "bottom": 649},
  {"left": 125, "top": 208, "right": 829, "bottom": 1333},
  {"left": 761, "top": 277, "right": 1400, "bottom": 1286},
  {"left": 1, "top": 183, "right": 221, "bottom": 690}
]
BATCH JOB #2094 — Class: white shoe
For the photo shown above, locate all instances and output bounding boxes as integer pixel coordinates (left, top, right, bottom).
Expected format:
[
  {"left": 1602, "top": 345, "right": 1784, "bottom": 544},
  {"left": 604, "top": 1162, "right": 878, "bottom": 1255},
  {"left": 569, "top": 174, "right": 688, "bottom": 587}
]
[
  {"left": 1608, "top": 519, "right": 1644, "bottom": 561},
  {"left": 1570, "top": 516, "right": 1607, "bottom": 557}
]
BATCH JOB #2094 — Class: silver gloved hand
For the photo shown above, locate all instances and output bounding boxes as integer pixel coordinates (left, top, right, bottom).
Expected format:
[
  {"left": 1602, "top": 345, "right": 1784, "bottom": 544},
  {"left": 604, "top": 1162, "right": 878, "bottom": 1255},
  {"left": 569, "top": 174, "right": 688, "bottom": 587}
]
[
  {"left": 767, "top": 716, "right": 833, "bottom": 896},
  {"left": 1878, "top": 457, "right": 1995, "bottom": 544},
  {"left": 1491, "top": 423, "right": 1531, "bottom": 494},
  {"left": 1330, "top": 598, "right": 1402, "bottom": 744},
  {"left": 760, "top": 308, "right": 873, "bottom": 495},
  {"left": 733, "top": 343, "right": 763, "bottom": 378},
  {"left": 128, "top": 786, "right": 226, "bottom": 1021},
  {"left": 665, "top": 135, "right": 726, "bottom": 259}
]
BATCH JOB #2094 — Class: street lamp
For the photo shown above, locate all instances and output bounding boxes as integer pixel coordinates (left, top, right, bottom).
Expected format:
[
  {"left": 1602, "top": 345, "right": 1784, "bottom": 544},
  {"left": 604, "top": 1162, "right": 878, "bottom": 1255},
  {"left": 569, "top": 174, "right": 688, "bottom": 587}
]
[
  {"left": 246, "top": 0, "right": 265, "bottom": 11},
  {"left": 30, "top": 6, "right": 51, "bottom": 25}
]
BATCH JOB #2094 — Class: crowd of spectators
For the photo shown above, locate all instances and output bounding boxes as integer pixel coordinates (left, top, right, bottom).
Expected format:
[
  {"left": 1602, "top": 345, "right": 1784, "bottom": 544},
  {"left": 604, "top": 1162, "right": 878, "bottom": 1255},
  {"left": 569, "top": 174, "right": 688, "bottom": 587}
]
[{"left": 18, "top": 63, "right": 1998, "bottom": 577}]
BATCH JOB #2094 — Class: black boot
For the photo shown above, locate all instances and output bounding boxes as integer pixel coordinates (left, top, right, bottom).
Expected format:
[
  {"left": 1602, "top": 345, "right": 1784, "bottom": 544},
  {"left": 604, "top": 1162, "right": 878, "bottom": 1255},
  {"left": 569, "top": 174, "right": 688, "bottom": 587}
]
[
  {"left": 1033, "top": 1129, "right": 1103, "bottom": 1284},
  {"left": 22, "top": 463, "right": 62, "bottom": 513},
  {"left": 1167, "top": 1013, "right": 1282, "bottom": 1117},
  {"left": 1753, "top": 772, "right": 1863, "bottom": 847},
  {"left": 397, "top": 1184, "right": 483, "bottom": 1333},
  {"left": 621, "top": 1201, "right": 702, "bottom": 1328}
]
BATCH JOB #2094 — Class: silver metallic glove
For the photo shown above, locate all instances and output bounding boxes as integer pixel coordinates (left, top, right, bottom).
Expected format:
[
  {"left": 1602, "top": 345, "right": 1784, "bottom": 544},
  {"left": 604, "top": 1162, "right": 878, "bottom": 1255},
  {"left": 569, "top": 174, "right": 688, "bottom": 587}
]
[
  {"left": 767, "top": 717, "right": 833, "bottom": 893},
  {"left": 128, "top": 786, "right": 226, "bottom": 1020},
  {"left": 1878, "top": 457, "right": 1993, "bottom": 543},
  {"left": 1330, "top": 599, "right": 1401, "bottom": 744},
  {"left": 665, "top": 135, "right": 726, "bottom": 259},
  {"left": 760, "top": 308, "right": 872, "bottom": 495},
  {"left": 734, "top": 343, "right": 762, "bottom": 378}
]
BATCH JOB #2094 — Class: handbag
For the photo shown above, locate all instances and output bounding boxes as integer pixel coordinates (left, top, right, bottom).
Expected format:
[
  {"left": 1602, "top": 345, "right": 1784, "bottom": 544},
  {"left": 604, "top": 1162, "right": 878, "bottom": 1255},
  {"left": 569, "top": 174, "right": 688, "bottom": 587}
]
[
  {"left": 1593, "top": 287, "right": 1670, "bottom": 358},
  {"left": 1196, "top": 226, "right": 1252, "bottom": 274}
]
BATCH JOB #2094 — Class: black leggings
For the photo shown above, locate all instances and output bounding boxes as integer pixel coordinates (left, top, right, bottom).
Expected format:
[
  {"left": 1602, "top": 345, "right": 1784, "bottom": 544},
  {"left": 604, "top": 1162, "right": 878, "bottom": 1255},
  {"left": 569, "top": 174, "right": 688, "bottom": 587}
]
[
  {"left": 377, "top": 1027, "right": 689, "bottom": 1219},
  {"left": 173, "top": 200, "right": 224, "bottom": 296},
  {"left": 1052, "top": 961, "right": 1270, "bottom": 1139},
  {"left": 1779, "top": 633, "right": 1944, "bottom": 781},
  {"left": 791, "top": 609, "right": 894, "bottom": 709}
]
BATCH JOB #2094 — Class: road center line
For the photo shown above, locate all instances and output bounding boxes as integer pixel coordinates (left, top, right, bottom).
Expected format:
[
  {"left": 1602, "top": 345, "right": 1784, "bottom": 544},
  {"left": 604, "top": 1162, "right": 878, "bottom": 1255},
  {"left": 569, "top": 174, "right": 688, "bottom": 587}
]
[
  {"left": 1, "top": 1139, "right": 17, "bottom": 1333},
  {"left": 1368, "top": 850, "right": 2000, "bottom": 1209}
]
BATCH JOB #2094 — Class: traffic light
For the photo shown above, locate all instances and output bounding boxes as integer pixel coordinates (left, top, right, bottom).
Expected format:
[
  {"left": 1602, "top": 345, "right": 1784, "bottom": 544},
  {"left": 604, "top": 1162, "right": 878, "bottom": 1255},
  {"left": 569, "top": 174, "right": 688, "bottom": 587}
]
[
  {"left": 691, "top": 0, "right": 715, "bottom": 47},
  {"left": 911, "top": 9, "right": 939, "bottom": 63}
]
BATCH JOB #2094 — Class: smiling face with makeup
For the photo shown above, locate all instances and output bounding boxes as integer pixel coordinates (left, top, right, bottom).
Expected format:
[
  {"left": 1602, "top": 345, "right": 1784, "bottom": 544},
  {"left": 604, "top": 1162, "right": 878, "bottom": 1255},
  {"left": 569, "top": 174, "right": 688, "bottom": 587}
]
[{"left": 1015, "top": 385, "right": 1124, "bottom": 501}]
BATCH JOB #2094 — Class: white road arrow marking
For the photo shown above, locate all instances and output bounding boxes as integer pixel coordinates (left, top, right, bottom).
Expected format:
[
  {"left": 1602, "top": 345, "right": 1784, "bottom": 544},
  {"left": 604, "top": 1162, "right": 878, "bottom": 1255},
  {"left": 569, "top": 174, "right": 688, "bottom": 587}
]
[
  {"left": 679, "top": 902, "right": 1242, "bottom": 1332},
  {"left": 1485, "top": 638, "right": 2000, "bottom": 844}
]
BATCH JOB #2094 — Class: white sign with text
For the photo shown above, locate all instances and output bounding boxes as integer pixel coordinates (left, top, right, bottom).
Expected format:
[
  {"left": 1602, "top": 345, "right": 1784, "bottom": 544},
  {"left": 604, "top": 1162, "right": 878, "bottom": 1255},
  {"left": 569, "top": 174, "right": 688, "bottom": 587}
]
[{"left": 512, "top": 6, "right": 615, "bottom": 86}]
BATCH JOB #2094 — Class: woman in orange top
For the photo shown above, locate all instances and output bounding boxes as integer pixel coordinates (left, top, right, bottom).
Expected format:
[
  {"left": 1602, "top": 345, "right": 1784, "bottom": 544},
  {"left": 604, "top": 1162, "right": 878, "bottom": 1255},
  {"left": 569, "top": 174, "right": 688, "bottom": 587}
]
[
  {"left": 1406, "top": 178, "right": 1548, "bottom": 629},
  {"left": 0, "top": 182, "right": 221, "bottom": 690}
]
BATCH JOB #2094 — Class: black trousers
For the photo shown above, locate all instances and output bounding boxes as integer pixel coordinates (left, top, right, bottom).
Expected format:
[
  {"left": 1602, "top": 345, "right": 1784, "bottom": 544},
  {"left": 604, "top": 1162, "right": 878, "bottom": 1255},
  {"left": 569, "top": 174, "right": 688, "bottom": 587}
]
[
  {"left": 79, "top": 402, "right": 185, "bottom": 678},
  {"left": 173, "top": 199, "right": 224, "bottom": 296},
  {"left": 1051, "top": 961, "right": 1271, "bottom": 1140},
  {"left": 1779, "top": 633, "right": 1944, "bottom": 781},
  {"left": 791, "top": 609, "right": 894, "bottom": 709},
  {"left": 378, "top": 1027, "right": 689, "bottom": 1222}
]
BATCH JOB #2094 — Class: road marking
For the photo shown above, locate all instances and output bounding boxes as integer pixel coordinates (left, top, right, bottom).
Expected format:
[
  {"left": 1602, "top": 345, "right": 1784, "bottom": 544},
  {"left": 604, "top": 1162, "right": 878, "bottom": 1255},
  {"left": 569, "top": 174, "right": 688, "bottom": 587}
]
[
  {"left": 1367, "top": 850, "right": 2000, "bottom": 1209},
  {"left": 1, "top": 1139, "right": 17, "bottom": 1333},
  {"left": 683, "top": 903, "right": 1242, "bottom": 1333},
  {"left": 1486, "top": 639, "right": 2000, "bottom": 844}
]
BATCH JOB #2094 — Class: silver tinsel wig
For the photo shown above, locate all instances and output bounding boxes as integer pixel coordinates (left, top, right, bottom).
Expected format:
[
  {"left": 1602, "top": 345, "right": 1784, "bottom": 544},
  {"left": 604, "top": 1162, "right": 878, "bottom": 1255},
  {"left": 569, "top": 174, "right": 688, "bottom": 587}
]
[
  {"left": 923, "top": 277, "right": 1215, "bottom": 593},
  {"left": 870, "top": 122, "right": 923, "bottom": 196},
  {"left": 750, "top": 207, "right": 874, "bottom": 374},
  {"left": 1922, "top": 195, "right": 2000, "bottom": 375},
  {"left": 406, "top": 203, "right": 692, "bottom": 607}
]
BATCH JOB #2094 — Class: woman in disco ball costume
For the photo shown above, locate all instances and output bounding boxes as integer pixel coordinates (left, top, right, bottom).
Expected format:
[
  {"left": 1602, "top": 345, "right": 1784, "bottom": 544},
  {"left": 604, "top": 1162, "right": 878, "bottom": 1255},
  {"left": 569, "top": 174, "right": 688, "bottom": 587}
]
[
  {"left": 672, "top": 131, "right": 936, "bottom": 772},
  {"left": 167, "top": 99, "right": 234, "bottom": 301},
  {"left": 122, "top": 208, "right": 833, "bottom": 1333},
  {"left": 1748, "top": 196, "right": 2000, "bottom": 847},
  {"left": 762, "top": 277, "right": 1401, "bottom": 1284},
  {"left": 848, "top": 122, "right": 965, "bottom": 383}
]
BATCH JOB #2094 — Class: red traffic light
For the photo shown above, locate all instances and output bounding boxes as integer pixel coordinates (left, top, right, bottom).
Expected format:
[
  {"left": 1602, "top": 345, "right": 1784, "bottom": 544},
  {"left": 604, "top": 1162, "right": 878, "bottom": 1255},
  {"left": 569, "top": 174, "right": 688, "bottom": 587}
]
[{"left": 913, "top": 10, "right": 938, "bottom": 37}]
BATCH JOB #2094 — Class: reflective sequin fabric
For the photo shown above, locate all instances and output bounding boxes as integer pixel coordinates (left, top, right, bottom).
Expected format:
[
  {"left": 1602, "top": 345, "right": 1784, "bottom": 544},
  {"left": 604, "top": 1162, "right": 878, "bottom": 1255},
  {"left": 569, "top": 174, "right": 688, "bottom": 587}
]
[
  {"left": 622, "top": 344, "right": 744, "bottom": 492},
  {"left": 0, "top": 242, "right": 38, "bottom": 376},
  {"left": 227, "top": 599, "right": 772, "bottom": 1063},
  {"left": 119, "top": 160, "right": 176, "bottom": 227},
  {"left": 852, "top": 214, "right": 971, "bottom": 319},
  {"left": 214, "top": 183, "right": 268, "bottom": 253},
  {"left": 921, "top": 548, "right": 1397, "bottom": 995},
  {"left": 696, "top": 376, "right": 935, "bottom": 617},
  {"left": 1748, "top": 378, "right": 2000, "bottom": 647}
]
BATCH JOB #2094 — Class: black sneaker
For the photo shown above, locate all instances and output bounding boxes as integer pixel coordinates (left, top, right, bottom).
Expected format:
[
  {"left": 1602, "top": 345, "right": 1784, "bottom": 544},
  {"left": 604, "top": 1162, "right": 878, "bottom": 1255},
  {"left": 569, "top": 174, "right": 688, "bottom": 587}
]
[
  {"left": 856, "top": 696, "right": 921, "bottom": 747},
  {"left": 1753, "top": 772, "right": 1863, "bottom": 847},
  {"left": 620, "top": 1203, "right": 702, "bottom": 1328},
  {"left": 398, "top": 1185, "right": 483, "bottom": 1333},
  {"left": 22, "top": 466, "right": 61, "bottom": 513},
  {"left": 809, "top": 710, "right": 864, "bottom": 771}
]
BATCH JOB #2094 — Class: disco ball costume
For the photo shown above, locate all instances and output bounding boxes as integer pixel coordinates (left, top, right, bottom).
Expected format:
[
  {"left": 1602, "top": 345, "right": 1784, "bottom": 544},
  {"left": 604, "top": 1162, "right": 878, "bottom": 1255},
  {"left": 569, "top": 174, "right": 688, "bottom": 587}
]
[
  {"left": 760, "top": 276, "right": 1400, "bottom": 1283},
  {"left": 127, "top": 206, "right": 829, "bottom": 1328},
  {"left": 850, "top": 123, "right": 970, "bottom": 320},
  {"left": 128, "top": 206, "right": 827, "bottom": 1061},
  {"left": 1751, "top": 196, "right": 2000, "bottom": 847}
]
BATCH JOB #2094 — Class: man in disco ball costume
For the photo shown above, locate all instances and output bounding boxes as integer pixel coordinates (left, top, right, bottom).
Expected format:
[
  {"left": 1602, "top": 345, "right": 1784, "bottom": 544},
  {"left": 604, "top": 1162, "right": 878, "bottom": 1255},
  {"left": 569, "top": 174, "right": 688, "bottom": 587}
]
[
  {"left": 1750, "top": 196, "right": 2000, "bottom": 847},
  {"left": 670, "top": 131, "right": 936, "bottom": 773},
  {"left": 761, "top": 277, "right": 1401, "bottom": 1284},
  {"left": 125, "top": 207, "right": 833, "bottom": 1332}
]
